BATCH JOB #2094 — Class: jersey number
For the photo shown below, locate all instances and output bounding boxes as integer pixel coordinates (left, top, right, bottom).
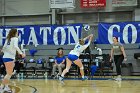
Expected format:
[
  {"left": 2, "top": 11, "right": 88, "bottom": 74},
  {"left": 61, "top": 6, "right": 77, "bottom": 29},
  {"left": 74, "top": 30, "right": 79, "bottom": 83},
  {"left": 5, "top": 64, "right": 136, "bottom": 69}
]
[{"left": 76, "top": 45, "right": 80, "bottom": 49}]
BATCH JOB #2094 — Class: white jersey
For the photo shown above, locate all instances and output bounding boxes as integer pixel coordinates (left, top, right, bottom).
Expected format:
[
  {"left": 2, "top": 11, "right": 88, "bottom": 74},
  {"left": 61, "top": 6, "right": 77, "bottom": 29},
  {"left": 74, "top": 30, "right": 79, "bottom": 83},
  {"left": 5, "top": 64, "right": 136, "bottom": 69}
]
[
  {"left": 2, "top": 37, "right": 23, "bottom": 59},
  {"left": 69, "top": 41, "right": 90, "bottom": 57}
]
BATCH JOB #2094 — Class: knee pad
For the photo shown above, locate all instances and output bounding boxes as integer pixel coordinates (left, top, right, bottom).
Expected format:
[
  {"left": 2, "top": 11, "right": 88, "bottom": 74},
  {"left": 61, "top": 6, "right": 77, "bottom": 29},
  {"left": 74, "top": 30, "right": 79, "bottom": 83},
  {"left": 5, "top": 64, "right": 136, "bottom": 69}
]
[
  {"left": 80, "top": 66, "right": 84, "bottom": 70},
  {"left": 66, "top": 67, "right": 70, "bottom": 72},
  {"left": 4, "top": 74, "right": 12, "bottom": 80}
]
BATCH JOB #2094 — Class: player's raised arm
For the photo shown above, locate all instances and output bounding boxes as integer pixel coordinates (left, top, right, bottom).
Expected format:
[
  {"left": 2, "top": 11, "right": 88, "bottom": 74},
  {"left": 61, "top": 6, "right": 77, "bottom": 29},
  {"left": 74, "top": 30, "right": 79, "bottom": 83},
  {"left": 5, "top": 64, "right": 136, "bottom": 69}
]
[{"left": 83, "top": 34, "right": 93, "bottom": 42}]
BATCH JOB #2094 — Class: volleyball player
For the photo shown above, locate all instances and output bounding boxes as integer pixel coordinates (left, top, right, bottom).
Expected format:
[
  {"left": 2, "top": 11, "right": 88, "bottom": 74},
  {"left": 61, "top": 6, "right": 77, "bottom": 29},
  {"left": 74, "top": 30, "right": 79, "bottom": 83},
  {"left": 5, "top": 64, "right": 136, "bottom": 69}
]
[
  {"left": 59, "top": 34, "right": 93, "bottom": 83},
  {"left": 0, "top": 28, "right": 25, "bottom": 92},
  {"left": 51, "top": 48, "right": 66, "bottom": 78}
]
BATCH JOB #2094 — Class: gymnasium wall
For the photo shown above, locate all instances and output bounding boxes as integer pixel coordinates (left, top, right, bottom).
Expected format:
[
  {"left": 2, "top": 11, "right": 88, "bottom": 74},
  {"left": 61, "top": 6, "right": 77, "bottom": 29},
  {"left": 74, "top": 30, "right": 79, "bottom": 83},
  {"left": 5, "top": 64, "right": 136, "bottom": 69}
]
[
  {"left": 4, "top": 0, "right": 50, "bottom": 15},
  {"left": 0, "top": 0, "right": 2, "bottom": 25},
  {"left": 0, "top": 0, "right": 2, "bottom": 15},
  {"left": 0, "top": 0, "right": 136, "bottom": 26},
  {"left": 0, "top": 0, "right": 51, "bottom": 25}
]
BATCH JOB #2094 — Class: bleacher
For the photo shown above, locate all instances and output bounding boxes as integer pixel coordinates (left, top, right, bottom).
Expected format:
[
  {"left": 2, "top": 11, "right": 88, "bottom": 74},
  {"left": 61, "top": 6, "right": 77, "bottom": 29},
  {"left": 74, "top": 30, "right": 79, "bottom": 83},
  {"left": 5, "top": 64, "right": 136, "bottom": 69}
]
[
  {"left": 1, "top": 44, "right": 140, "bottom": 79},
  {"left": 92, "top": 44, "right": 140, "bottom": 76},
  {"left": 20, "top": 45, "right": 75, "bottom": 78}
]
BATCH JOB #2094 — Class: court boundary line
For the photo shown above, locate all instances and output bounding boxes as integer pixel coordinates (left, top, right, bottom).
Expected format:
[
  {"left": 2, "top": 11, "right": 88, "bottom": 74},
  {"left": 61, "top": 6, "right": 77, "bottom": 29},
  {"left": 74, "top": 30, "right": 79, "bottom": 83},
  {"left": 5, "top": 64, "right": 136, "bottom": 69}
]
[
  {"left": 10, "top": 85, "right": 22, "bottom": 93},
  {"left": 16, "top": 83, "right": 37, "bottom": 93}
]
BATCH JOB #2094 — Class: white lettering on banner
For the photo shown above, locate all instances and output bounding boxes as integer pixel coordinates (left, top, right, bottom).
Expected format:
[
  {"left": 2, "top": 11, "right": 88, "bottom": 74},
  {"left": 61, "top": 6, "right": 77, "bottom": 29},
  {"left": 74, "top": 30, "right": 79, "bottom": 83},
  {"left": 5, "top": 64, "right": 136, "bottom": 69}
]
[
  {"left": 108, "top": 24, "right": 138, "bottom": 44},
  {"left": 53, "top": 27, "right": 66, "bottom": 45},
  {"left": 0, "top": 28, "right": 24, "bottom": 45},
  {"left": 0, "top": 29, "right": 11, "bottom": 45},
  {"left": 0, "top": 25, "right": 81, "bottom": 45},
  {"left": 68, "top": 26, "right": 80, "bottom": 44},
  {"left": 108, "top": 25, "right": 120, "bottom": 44},
  {"left": 123, "top": 24, "right": 137, "bottom": 44},
  {"left": 5, "top": 29, "right": 11, "bottom": 37},
  {"left": 27, "top": 27, "right": 38, "bottom": 45},
  {"left": 17, "top": 28, "right": 24, "bottom": 44},
  {"left": 40, "top": 27, "right": 51, "bottom": 45}
]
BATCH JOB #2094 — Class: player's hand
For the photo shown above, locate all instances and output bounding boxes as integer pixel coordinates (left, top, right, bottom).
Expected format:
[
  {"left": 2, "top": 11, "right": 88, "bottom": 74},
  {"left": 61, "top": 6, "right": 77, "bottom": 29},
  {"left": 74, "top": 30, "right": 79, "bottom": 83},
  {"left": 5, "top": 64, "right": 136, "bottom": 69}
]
[
  {"left": 90, "top": 34, "right": 93, "bottom": 37},
  {"left": 21, "top": 54, "right": 26, "bottom": 58},
  {"left": 124, "top": 57, "right": 127, "bottom": 61},
  {"left": 21, "top": 62, "right": 24, "bottom": 64},
  {"left": 109, "top": 58, "right": 112, "bottom": 62}
]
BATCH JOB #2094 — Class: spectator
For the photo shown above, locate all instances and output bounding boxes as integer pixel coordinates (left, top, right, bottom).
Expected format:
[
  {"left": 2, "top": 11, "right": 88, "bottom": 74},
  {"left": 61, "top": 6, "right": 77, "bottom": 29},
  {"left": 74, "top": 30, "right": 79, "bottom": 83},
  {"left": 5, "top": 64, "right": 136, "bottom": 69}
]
[
  {"left": 51, "top": 48, "right": 66, "bottom": 78},
  {"left": 110, "top": 37, "right": 127, "bottom": 81}
]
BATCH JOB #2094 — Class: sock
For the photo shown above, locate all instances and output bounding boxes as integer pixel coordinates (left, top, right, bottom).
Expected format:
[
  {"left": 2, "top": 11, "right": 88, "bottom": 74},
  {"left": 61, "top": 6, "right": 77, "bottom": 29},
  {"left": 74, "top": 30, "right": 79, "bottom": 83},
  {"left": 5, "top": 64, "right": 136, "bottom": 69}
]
[
  {"left": 12, "top": 70, "right": 16, "bottom": 74},
  {"left": 82, "top": 76, "right": 84, "bottom": 78},
  {"left": 0, "top": 84, "right": 4, "bottom": 88},
  {"left": 61, "top": 74, "right": 64, "bottom": 77}
]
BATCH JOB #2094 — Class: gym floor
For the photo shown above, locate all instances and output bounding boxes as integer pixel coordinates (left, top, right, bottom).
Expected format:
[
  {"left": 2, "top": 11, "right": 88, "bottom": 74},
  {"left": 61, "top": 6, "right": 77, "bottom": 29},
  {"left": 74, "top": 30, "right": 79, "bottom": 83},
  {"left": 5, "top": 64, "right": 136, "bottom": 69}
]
[{"left": 3, "top": 76, "right": 140, "bottom": 93}]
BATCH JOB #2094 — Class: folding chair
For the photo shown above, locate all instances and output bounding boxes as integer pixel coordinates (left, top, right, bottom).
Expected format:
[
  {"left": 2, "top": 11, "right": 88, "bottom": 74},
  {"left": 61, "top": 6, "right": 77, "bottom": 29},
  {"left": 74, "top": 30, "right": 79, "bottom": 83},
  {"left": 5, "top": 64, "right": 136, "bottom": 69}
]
[
  {"left": 67, "top": 63, "right": 79, "bottom": 78},
  {"left": 35, "top": 58, "right": 46, "bottom": 78},
  {"left": 25, "top": 59, "right": 37, "bottom": 78}
]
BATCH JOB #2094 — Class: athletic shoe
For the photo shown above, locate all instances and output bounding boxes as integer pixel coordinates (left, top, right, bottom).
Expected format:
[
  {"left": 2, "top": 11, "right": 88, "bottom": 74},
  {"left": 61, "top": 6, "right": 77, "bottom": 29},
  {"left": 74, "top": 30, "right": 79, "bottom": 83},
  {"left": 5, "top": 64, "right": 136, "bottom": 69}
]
[
  {"left": 58, "top": 76, "right": 65, "bottom": 84},
  {"left": 3, "top": 86, "right": 13, "bottom": 93},
  {"left": 82, "top": 76, "right": 88, "bottom": 81}
]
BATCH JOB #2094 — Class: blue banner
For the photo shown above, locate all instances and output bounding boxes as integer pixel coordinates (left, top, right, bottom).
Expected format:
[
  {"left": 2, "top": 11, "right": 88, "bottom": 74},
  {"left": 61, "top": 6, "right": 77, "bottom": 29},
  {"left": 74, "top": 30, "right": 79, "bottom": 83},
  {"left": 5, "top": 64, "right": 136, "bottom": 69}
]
[
  {"left": 97, "top": 22, "right": 140, "bottom": 44},
  {"left": 0, "top": 24, "right": 83, "bottom": 45}
]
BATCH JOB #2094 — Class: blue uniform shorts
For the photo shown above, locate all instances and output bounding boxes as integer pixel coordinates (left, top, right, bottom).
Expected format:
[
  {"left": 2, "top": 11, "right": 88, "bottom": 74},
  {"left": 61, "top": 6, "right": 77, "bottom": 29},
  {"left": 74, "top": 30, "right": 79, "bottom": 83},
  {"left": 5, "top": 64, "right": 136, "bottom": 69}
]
[
  {"left": 68, "top": 54, "right": 78, "bottom": 61},
  {"left": 3, "top": 58, "right": 14, "bottom": 63}
]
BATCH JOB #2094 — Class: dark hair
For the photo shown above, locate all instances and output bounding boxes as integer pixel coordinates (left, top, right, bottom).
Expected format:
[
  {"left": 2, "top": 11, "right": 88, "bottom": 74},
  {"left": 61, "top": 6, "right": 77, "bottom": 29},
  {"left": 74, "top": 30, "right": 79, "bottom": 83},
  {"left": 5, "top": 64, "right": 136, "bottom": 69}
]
[
  {"left": 57, "top": 49, "right": 64, "bottom": 57},
  {"left": 7, "top": 28, "right": 17, "bottom": 42},
  {"left": 79, "top": 39, "right": 85, "bottom": 45},
  {"left": 57, "top": 47, "right": 63, "bottom": 50},
  {"left": 113, "top": 37, "right": 118, "bottom": 42}
]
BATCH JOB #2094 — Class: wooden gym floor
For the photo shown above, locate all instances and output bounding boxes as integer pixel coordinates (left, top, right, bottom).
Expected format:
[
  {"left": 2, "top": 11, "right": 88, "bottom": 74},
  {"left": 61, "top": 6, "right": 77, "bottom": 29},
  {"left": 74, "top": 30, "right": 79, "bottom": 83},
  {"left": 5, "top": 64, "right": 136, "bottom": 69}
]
[{"left": 1, "top": 76, "right": 140, "bottom": 93}]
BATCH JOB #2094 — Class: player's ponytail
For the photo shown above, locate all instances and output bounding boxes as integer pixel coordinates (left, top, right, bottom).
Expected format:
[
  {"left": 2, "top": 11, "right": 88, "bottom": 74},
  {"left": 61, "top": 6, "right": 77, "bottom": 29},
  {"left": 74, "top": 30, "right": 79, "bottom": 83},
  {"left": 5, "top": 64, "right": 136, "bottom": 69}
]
[{"left": 7, "top": 28, "right": 17, "bottom": 42}]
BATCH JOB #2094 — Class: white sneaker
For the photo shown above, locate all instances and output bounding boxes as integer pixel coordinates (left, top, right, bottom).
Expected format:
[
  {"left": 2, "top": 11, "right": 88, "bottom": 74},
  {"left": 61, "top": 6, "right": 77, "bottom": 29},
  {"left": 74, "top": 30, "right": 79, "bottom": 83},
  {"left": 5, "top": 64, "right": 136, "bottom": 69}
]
[
  {"left": 58, "top": 76, "right": 65, "bottom": 85},
  {"left": 3, "top": 87, "right": 12, "bottom": 93},
  {"left": 12, "top": 70, "right": 16, "bottom": 75},
  {"left": 115, "top": 77, "right": 122, "bottom": 81},
  {"left": 82, "top": 76, "right": 88, "bottom": 81}
]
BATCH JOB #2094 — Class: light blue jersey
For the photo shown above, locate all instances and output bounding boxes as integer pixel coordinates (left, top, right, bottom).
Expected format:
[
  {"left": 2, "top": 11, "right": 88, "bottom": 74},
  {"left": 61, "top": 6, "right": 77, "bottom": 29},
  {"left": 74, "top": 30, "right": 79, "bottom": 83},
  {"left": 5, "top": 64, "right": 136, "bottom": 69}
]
[{"left": 69, "top": 41, "right": 90, "bottom": 57}]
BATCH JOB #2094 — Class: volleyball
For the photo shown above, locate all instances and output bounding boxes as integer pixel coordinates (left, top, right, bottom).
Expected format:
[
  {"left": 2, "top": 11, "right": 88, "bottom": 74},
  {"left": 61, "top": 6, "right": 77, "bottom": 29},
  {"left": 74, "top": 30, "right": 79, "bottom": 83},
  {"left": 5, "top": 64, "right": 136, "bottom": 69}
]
[{"left": 84, "top": 24, "right": 90, "bottom": 31}]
